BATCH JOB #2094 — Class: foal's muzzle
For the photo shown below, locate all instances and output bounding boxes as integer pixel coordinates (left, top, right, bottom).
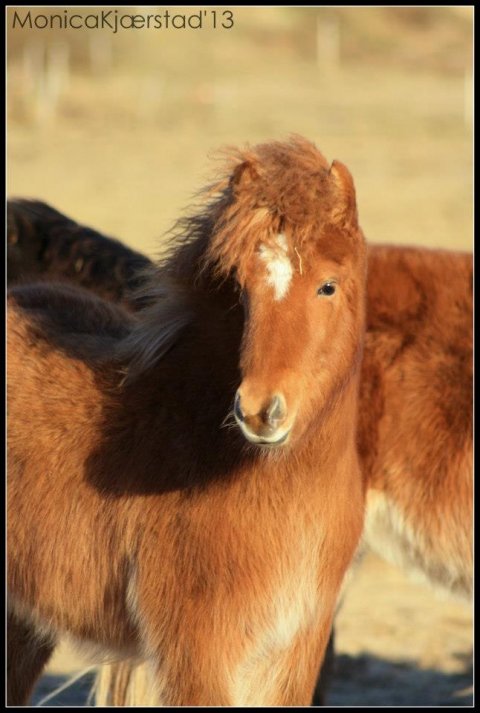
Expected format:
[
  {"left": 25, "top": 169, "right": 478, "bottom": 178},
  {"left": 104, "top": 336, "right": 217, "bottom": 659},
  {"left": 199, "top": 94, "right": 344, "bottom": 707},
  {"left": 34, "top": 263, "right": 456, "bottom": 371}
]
[{"left": 233, "top": 391, "right": 291, "bottom": 446}]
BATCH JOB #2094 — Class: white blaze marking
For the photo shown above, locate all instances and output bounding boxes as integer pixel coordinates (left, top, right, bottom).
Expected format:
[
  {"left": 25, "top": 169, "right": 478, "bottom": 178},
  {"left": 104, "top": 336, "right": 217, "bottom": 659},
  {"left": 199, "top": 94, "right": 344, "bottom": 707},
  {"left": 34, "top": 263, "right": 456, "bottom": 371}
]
[{"left": 258, "top": 233, "right": 293, "bottom": 301}]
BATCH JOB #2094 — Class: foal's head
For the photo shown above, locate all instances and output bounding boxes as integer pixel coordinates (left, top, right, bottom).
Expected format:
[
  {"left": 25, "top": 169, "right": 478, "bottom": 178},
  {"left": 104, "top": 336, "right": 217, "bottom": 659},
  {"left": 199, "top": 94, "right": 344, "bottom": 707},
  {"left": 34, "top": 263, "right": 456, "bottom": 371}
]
[{"left": 206, "top": 137, "right": 367, "bottom": 447}]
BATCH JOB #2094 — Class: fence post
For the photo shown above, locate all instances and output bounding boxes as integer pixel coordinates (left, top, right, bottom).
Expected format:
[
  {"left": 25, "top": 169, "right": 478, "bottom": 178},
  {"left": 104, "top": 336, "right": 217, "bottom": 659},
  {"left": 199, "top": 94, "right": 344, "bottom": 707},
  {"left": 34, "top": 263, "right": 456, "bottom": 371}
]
[{"left": 316, "top": 14, "right": 340, "bottom": 74}]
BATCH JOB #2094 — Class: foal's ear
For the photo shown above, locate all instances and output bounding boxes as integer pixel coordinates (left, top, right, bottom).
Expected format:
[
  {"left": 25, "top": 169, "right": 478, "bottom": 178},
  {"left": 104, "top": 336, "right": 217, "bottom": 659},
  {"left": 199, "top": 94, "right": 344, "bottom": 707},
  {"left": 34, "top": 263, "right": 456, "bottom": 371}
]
[
  {"left": 230, "top": 160, "right": 260, "bottom": 195},
  {"left": 329, "top": 160, "right": 358, "bottom": 228}
]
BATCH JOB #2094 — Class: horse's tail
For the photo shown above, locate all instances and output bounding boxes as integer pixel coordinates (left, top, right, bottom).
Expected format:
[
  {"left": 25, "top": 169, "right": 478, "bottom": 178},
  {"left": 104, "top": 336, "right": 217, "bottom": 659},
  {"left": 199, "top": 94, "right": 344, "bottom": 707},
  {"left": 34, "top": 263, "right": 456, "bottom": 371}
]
[
  {"left": 7, "top": 198, "right": 152, "bottom": 308},
  {"left": 94, "top": 660, "right": 160, "bottom": 706}
]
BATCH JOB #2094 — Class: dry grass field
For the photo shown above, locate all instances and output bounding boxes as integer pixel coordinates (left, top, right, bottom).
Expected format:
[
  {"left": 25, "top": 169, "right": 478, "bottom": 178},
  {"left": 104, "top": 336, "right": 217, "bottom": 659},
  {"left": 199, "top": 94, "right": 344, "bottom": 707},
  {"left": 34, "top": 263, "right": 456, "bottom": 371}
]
[{"left": 7, "top": 6, "right": 473, "bottom": 707}]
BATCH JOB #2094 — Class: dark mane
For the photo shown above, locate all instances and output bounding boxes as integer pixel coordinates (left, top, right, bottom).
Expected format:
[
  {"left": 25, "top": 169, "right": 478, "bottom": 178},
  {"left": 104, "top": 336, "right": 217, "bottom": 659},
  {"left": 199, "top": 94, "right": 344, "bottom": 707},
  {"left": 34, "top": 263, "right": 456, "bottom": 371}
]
[{"left": 8, "top": 282, "right": 133, "bottom": 366}]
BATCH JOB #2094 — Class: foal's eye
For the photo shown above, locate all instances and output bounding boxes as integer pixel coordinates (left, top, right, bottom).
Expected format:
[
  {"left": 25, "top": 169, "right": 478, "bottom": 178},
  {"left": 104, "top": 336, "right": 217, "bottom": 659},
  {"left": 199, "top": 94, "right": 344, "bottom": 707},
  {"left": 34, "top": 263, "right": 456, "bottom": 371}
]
[{"left": 317, "top": 282, "right": 336, "bottom": 297}]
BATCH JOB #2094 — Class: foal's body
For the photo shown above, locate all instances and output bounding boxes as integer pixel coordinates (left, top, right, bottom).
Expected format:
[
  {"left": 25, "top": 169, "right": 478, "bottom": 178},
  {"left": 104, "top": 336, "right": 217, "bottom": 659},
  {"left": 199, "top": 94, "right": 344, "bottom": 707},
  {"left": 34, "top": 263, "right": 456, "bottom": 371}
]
[
  {"left": 7, "top": 291, "right": 362, "bottom": 706},
  {"left": 8, "top": 138, "right": 367, "bottom": 706}
]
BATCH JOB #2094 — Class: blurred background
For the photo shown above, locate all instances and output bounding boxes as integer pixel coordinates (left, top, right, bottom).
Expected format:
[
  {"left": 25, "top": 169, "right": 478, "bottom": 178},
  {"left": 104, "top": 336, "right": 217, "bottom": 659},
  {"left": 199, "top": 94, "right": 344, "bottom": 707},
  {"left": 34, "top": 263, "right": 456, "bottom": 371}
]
[
  {"left": 7, "top": 6, "right": 473, "bottom": 257},
  {"left": 8, "top": 6, "right": 473, "bottom": 706}
]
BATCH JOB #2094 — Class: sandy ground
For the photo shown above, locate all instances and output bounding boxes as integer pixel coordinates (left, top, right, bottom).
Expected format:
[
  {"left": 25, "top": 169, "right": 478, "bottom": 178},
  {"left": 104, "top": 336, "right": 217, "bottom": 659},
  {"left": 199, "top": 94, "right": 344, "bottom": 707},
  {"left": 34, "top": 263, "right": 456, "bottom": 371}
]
[{"left": 30, "top": 552, "right": 473, "bottom": 707}]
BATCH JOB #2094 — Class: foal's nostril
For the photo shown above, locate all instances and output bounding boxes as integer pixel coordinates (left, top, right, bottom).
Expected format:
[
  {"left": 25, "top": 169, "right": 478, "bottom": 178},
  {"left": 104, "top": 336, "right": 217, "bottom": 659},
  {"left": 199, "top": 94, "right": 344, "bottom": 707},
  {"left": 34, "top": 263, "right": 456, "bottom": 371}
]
[
  {"left": 265, "top": 394, "right": 286, "bottom": 426},
  {"left": 234, "top": 392, "right": 245, "bottom": 423}
]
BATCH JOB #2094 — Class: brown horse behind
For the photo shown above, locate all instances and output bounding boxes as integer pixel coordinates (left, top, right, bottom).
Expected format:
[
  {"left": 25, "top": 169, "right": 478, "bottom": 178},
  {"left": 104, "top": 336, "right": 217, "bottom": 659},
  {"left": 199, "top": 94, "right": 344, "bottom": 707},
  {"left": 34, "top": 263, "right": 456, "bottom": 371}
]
[
  {"left": 359, "top": 245, "right": 472, "bottom": 594},
  {"left": 7, "top": 137, "right": 368, "bottom": 706}
]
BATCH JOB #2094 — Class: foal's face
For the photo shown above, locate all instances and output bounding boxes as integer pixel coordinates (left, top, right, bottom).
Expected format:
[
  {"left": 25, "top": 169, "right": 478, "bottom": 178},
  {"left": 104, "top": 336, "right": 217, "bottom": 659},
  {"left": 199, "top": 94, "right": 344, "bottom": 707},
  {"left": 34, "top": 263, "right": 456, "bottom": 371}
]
[
  {"left": 233, "top": 232, "right": 365, "bottom": 447},
  {"left": 205, "top": 149, "right": 366, "bottom": 447}
]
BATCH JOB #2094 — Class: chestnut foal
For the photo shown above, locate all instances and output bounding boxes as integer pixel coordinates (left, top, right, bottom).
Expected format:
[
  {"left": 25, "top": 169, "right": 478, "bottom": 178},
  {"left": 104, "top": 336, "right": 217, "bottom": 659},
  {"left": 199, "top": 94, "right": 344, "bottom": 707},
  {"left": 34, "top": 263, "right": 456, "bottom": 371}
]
[{"left": 7, "top": 137, "right": 367, "bottom": 706}]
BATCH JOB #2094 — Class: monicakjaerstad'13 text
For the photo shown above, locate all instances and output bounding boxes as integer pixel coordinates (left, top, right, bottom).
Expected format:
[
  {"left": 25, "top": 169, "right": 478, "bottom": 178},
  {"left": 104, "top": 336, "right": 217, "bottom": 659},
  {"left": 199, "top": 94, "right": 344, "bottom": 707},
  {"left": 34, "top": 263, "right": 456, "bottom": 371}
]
[{"left": 11, "top": 9, "right": 235, "bottom": 33}]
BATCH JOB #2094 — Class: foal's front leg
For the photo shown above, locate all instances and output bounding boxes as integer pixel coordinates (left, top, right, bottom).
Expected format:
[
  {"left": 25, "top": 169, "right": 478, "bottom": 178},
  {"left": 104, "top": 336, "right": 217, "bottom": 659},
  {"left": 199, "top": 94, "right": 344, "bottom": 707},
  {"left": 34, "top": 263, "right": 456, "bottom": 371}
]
[
  {"left": 144, "top": 616, "right": 333, "bottom": 706},
  {"left": 7, "top": 610, "right": 56, "bottom": 705},
  {"left": 146, "top": 643, "right": 234, "bottom": 706}
]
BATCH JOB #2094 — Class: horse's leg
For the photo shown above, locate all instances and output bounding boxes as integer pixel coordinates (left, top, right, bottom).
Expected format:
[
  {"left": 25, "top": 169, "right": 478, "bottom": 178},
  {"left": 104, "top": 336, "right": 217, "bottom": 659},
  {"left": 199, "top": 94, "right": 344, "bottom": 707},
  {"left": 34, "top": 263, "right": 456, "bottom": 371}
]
[
  {"left": 7, "top": 611, "right": 56, "bottom": 705},
  {"left": 264, "top": 623, "right": 334, "bottom": 707},
  {"left": 170, "top": 622, "right": 333, "bottom": 706}
]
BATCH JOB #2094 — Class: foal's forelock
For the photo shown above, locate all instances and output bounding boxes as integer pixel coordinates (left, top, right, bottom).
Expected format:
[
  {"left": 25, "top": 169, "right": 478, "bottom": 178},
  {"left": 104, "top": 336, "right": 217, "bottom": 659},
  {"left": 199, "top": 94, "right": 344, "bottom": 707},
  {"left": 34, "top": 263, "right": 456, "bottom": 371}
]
[{"left": 117, "top": 137, "right": 362, "bottom": 384}]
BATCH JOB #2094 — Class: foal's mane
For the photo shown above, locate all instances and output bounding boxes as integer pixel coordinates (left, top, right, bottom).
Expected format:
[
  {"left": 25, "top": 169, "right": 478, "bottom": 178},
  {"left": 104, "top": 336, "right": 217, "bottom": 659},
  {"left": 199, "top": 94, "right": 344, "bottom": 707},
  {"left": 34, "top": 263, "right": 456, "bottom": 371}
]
[{"left": 119, "top": 136, "right": 350, "bottom": 380}]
